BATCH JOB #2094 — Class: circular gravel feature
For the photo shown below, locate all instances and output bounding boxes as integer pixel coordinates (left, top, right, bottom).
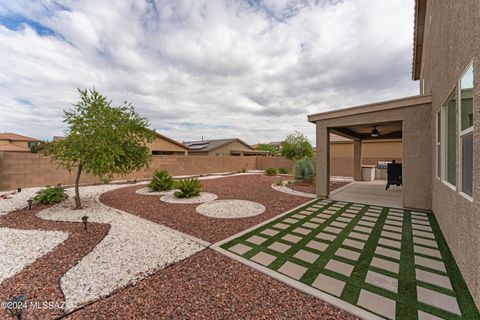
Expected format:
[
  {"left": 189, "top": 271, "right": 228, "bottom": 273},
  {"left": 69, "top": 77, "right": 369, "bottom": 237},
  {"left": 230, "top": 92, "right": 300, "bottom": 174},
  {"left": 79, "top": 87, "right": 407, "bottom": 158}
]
[
  {"left": 160, "top": 192, "right": 217, "bottom": 204},
  {"left": 135, "top": 188, "right": 175, "bottom": 196},
  {"left": 196, "top": 200, "right": 265, "bottom": 218}
]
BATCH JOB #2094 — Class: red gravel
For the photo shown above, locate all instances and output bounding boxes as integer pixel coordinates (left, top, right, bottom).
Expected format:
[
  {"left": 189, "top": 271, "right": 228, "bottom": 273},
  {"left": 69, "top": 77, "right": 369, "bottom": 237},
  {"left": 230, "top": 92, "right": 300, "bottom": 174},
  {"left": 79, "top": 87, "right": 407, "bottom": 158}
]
[
  {"left": 288, "top": 180, "right": 350, "bottom": 194},
  {"left": 100, "top": 175, "right": 313, "bottom": 243},
  {"left": 66, "top": 249, "right": 357, "bottom": 320},
  {"left": 0, "top": 204, "right": 110, "bottom": 320}
]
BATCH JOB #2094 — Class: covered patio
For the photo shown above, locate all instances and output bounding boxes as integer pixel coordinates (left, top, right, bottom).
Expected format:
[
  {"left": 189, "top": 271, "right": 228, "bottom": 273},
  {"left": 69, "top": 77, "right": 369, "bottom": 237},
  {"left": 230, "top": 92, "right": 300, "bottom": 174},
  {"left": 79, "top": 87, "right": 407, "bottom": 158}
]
[{"left": 308, "top": 95, "right": 433, "bottom": 210}]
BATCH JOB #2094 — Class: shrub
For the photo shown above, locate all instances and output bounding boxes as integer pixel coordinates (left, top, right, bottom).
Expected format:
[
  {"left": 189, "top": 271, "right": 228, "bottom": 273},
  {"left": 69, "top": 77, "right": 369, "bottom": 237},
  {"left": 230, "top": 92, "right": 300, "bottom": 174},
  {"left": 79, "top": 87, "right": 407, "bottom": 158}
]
[
  {"left": 294, "top": 157, "right": 316, "bottom": 183},
  {"left": 174, "top": 178, "right": 201, "bottom": 198},
  {"left": 265, "top": 167, "right": 277, "bottom": 176},
  {"left": 33, "top": 184, "right": 68, "bottom": 204},
  {"left": 148, "top": 170, "right": 174, "bottom": 191},
  {"left": 278, "top": 167, "right": 288, "bottom": 174}
]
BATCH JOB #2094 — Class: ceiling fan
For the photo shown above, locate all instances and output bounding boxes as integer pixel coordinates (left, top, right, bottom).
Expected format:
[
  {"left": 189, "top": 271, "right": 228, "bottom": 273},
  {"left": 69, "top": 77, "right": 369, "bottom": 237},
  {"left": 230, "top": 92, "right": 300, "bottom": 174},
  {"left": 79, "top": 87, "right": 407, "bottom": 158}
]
[{"left": 371, "top": 125, "right": 380, "bottom": 137}]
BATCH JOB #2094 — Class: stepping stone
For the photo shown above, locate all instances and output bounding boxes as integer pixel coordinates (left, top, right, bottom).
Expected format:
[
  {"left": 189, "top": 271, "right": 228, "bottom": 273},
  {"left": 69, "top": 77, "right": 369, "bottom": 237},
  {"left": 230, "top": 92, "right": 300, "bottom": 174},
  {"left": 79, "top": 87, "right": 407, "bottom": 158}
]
[
  {"left": 362, "top": 216, "right": 378, "bottom": 222},
  {"left": 268, "top": 242, "right": 291, "bottom": 253},
  {"left": 383, "top": 225, "right": 403, "bottom": 233},
  {"left": 349, "top": 232, "right": 369, "bottom": 241},
  {"left": 261, "top": 229, "right": 280, "bottom": 237},
  {"left": 414, "top": 237, "right": 438, "bottom": 248},
  {"left": 251, "top": 252, "right": 276, "bottom": 266},
  {"left": 331, "top": 221, "right": 347, "bottom": 228},
  {"left": 284, "top": 218, "right": 299, "bottom": 224},
  {"left": 389, "top": 212, "right": 404, "bottom": 217},
  {"left": 379, "top": 238, "right": 401, "bottom": 249},
  {"left": 358, "top": 220, "right": 375, "bottom": 228},
  {"left": 335, "top": 248, "right": 360, "bottom": 261},
  {"left": 388, "top": 215, "right": 404, "bottom": 222},
  {"left": 354, "top": 226, "right": 372, "bottom": 234},
  {"left": 414, "top": 245, "right": 442, "bottom": 259},
  {"left": 318, "top": 214, "right": 332, "bottom": 220},
  {"left": 325, "top": 259, "right": 354, "bottom": 277},
  {"left": 337, "top": 217, "right": 352, "bottom": 223},
  {"left": 282, "top": 234, "right": 302, "bottom": 244},
  {"left": 342, "top": 213, "right": 356, "bottom": 218},
  {"left": 298, "top": 211, "right": 310, "bottom": 216},
  {"left": 316, "top": 232, "right": 336, "bottom": 242},
  {"left": 412, "top": 219, "right": 430, "bottom": 226},
  {"left": 311, "top": 217, "right": 326, "bottom": 224},
  {"left": 312, "top": 273, "right": 345, "bottom": 297},
  {"left": 375, "top": 246, "right": 401, "bottom": 260},
  {"left": 345, "top": 209, "right": 359, "bottom": 214},
  {"left": 357, "top": 289, "right": 396, "bottom": 320},
  {"left": 229, "top": 243, "right": 252, "bottom": 255},
  {"left": 294, "top": 249, "right": 319, "bottom": 263},
  {"left": 412, "top": 214, "right": 429, "bottom": 220},
  {"left": 293, "top": 227, "right": 311, "bottom": 235},
  {"left": 278, "top": 261, "right": 307, "bottom": 280},
  {"left": 324, "top": 210, "right": 337, "bottom": 214},
  {"left": 305, "top": 208, "right": 317, "bottom": 212},
  {"left": 413, "top": 224, "right": 433, "bottom": 232},
  {"left": 371, "top": 257, "right": 399, "bottom": 274},
  {"left": 306, "top": 240, "right": 329, "bottom": 252},
  {"left": 418, "top": 311, "right": 443, "bottom": 320},
  {"left": 417, "top": 286, "right": 461, "bottom": 315},
  {"left": 273, "top": 223, "right": 290, "bottom": 230},
  {"left": 416, "top": 269, "right": 452, "bottom": 290},
  {"left": 364, "top": 212, "right": 380, "bottom": 218},
  {"left": 292, "top": 214, "right": 306, "bottom": 220},
  {"left": 415, "top": 256, "right": 447, "bottom": 273},
  {"left": 343, "top": 238, "right": 365, "bottom": 249},
  {"left": 413, "top": 230, "right": 435, "bottom": 240},
  {"left": 303, "top": 222, "right": 319, "bottom": 229},
  {"left": 381, "top": 231, "right": 402, "bottom": 240},
  {"left": 324, "top": 226, "right": 343, "bottom": 234},
  {"left": 365, "top": 270, "right": 398, "bottom": 293},
  {"left": 412, "top": 211, "right": 428, "bottom": 216},
  {"left": 385, "top": 219, "right": 403, "bottom": 227},
  {"left": 247, "top": 235, "right": 267, "bottom": 245}
]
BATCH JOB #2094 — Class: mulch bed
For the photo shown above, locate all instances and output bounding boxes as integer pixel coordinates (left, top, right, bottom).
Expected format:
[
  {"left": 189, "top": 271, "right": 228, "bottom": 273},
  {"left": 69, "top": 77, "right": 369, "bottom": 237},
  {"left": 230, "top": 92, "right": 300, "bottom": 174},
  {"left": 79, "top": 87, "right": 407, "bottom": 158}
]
[
  {"left": 288, "top": 180, "right": 350, "bottom": 194},
  {"left": 100, "top": 175, "right": 313, "bottom": 243},
  {"left": 66, "top": 249, "right": 357, "bottom": 320},
  {"left": 0, "top": 204, "right": 110, "bottom": 320}
]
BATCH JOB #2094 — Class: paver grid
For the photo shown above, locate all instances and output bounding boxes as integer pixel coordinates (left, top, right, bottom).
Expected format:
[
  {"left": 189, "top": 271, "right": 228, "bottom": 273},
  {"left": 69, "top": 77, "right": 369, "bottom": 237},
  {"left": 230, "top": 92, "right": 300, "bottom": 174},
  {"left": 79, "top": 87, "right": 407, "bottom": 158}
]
[{"left": 221, "top": 200, "right": 479, "bottom": 320}]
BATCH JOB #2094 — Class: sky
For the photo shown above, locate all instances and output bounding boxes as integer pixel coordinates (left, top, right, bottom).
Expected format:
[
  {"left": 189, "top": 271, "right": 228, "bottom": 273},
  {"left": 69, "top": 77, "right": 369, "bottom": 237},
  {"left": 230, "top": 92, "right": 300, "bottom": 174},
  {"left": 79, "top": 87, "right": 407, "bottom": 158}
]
[{"left": 0, "top": 0, "right": 418, "bottom": 144}]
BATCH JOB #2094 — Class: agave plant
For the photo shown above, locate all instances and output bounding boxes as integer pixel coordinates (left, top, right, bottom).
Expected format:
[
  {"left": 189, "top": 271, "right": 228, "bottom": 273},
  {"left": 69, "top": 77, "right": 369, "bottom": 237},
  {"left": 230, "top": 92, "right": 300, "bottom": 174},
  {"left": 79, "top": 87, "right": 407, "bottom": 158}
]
[
  {"left": 294, "top": 157, "right": 315, "bottom": 183},
  {"left": 174, "top": 178, "right": 201, "bottom": 198},
  {"left": 148, "top": 170, "right": 174, "bottom": 192}
]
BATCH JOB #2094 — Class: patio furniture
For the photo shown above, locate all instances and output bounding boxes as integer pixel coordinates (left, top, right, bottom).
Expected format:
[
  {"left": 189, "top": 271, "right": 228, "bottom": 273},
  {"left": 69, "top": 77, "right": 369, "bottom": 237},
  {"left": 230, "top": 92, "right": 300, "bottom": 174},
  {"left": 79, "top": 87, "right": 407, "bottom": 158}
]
[{"left": 385, "top": 161, "right": 402, "bottom": 190}]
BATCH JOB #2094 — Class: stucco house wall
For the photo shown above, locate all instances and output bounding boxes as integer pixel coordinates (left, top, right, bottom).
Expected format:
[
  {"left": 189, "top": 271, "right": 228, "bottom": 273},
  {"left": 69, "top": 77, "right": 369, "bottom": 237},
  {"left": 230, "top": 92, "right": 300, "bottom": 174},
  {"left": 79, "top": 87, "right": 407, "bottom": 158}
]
[{"left": 146, "top": 136, "right": 188, "bottom": 155}]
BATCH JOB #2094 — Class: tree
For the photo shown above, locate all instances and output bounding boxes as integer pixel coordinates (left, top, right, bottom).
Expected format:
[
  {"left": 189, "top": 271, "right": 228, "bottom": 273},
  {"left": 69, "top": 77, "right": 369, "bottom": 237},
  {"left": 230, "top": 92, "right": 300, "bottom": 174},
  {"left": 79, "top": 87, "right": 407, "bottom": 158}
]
[
  {"left": 256, "top": 143, "right": 277, "bottom": 155},
  {"left": 46, "top": 88, "right": 156, "bottom": 209},
  {"left": 280, "top": 131, "right": 314, "bottom": 160}
]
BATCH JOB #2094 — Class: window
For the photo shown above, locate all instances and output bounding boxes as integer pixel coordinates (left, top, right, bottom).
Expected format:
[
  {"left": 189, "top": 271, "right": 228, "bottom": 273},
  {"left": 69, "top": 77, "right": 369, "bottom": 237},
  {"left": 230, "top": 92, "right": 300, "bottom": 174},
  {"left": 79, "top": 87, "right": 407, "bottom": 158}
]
[
  {"left": 436, "top": 111, "right": 441, "bottom": 178},
  {"left": 443, "top": 89, "right": 457, "bottom": 187},
  {"left": 460, "top": 64, "right": 474, "bottom": 197}
]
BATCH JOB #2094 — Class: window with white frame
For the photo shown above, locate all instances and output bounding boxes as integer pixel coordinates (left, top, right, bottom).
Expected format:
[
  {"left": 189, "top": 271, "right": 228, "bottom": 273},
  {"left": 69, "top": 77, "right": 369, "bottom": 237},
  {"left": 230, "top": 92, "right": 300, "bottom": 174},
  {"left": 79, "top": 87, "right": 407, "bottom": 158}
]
[
  {"left": 436, "top": 111, "right": 441, "bottom": 178},
  {"left": 443, "top": 89, "right": 457, "bottom": 187},
  {"left": 460, "top": 64, "right": 474, "bottom": 197}
]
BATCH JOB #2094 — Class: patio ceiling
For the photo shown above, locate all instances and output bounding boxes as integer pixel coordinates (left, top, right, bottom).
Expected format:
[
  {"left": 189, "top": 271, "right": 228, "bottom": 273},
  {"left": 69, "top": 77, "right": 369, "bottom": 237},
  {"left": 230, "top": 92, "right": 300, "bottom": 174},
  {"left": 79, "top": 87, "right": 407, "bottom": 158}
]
[{"left": 331, "top": 121, "right": 403, "bottom": 141}]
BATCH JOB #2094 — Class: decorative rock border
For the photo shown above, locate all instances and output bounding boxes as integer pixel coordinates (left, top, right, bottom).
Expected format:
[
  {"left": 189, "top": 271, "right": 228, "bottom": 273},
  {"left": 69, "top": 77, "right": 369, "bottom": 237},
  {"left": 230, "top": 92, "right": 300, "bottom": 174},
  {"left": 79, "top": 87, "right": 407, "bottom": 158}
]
[
  {"left": 135, "top": 188, "right": 176, "bottom": 196},
  {"left": 160, "top": 192, "right": 218, "bottom": 204},
  {"left": 196, "top": 200, "right": 266, "bottom": 219},
  {"left": 271, "top": 184, "right": 317, "bottom": 198}
]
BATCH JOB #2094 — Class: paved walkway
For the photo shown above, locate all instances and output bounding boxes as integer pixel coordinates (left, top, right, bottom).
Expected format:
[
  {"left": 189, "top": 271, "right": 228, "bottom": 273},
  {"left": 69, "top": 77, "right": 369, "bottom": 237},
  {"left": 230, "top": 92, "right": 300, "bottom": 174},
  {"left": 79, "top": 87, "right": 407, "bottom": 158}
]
[
  {"left": 330, "top": 180, "right": 402, "bottom": 208},
  {"left": 218, "top": 200, "right": 479, "bottom": 320}
]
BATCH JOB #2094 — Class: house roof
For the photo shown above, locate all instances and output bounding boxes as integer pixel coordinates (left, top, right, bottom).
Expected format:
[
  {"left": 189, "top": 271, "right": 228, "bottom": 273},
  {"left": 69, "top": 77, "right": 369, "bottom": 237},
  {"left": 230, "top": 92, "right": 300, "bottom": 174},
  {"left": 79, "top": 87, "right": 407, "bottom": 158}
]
[
  {"left": 412, "top": 0, "right": 427, "bottom": 80},
  {"left": 0, "top": 144, "right": 30, "bottom": 152},
  {"left": 0, "top": 133, "right": 40, "bottom": 142},
  {"left": 183, "top": 138, "right": 254, "bottom": 152}
]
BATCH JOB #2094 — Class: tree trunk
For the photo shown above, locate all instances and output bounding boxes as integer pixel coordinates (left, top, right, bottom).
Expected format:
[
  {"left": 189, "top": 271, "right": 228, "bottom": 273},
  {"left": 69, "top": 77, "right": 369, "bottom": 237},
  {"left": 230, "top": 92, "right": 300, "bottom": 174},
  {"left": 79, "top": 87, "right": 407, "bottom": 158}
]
[{"left": 74, "top": 163, "right": 83, "bottom": 209}]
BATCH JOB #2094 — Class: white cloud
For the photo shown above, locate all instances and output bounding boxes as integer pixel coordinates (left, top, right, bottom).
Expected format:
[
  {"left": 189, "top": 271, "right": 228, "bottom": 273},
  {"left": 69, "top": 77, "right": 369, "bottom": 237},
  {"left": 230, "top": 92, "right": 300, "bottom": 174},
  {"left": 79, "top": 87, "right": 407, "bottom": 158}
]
[{"left": 0, "top": 0, "right": 418, "bottom": 144}]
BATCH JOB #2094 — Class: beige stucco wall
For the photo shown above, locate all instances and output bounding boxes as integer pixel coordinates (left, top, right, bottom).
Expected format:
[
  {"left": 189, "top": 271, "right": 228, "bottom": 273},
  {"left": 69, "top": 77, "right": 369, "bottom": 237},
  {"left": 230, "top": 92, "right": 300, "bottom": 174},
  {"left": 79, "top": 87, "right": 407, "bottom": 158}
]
[
  {"left": 315, "top": 103, "right": 432, "bottom": 210},
  {"left": 0, "top": 140, "right": 29, "bottom": 149},
  {"left": 146, "top": 136, "right": 188, "bottom": 153},
  {"left": 422, "top": 0, "right": 480, "bottom": 307},
  {"left": 207, "top": 140, "right": 253, "bottom": 156}
]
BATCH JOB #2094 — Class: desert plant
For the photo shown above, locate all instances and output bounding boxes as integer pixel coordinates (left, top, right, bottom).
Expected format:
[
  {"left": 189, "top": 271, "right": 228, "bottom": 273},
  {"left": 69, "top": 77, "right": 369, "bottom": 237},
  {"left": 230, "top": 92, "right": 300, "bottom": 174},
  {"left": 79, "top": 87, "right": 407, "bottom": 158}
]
[
  {"left": 265, "top": 167, "right": 277, "bottom": 176},
  {"left": 174, "top": 178, "right": 201, "bottom": 198},
  {"left": 256, "top": 143, "right": 277, "bottom": 155},
  {"left": 294, "top": 157, "right": 316, "bottom": 183},
  {"left": 148, "top": 170, "right": 174, "bottom": 191},
  {"left": 33, "top": 184, "right": 68, "bottom": 204},
  {"left": 278, "top": 167, "right": 288, "bottom": 174},
  {"left": 281, "top": 131, "right": 314, "bottom": 160}
]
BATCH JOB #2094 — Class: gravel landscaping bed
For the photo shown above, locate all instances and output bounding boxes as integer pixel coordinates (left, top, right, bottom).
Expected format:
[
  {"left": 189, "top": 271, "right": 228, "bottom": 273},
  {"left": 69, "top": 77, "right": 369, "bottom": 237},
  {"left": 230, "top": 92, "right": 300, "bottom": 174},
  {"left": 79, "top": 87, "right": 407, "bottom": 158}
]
[
  {"left": 0, "top": 187, "right": 42, "bottom": 216},
  {"left": 0, "top": 204, "right": 110, "bottom": 320},
  {"left": 66, "top": 249, "right": 357, "bottom": 320},
  {"left": 160, "top": 192, "right": 218, "bottom": 204},
  {"left": 196, "top": 200, "right": 266, "bottom": 218},
  {"left": 100, "top": 175, "right": 313, "bottom": 243}
]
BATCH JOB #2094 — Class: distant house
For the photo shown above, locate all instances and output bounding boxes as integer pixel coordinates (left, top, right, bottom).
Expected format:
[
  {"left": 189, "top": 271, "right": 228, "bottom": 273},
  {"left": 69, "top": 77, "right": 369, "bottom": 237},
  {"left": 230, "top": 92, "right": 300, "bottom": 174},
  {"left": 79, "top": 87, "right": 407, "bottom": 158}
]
[
  {"left": 0, "top": 133, "right": 40, "bottom": 152},
  {"left": 268, "top": 141, "right": 283, "bottom": 152},
  {"left": 184, "top": 138, "right": 269, "bottom": 156}
]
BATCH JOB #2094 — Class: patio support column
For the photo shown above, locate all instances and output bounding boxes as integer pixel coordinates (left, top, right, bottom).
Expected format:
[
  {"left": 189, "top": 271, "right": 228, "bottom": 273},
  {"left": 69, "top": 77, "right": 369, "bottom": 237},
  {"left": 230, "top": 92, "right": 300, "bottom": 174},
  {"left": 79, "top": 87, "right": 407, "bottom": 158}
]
[
  {"left": 354, "top": 139, "right": 362, "bottom": 181},
  {"left": 315, "top": 124, "right": 330, "bottom": 199}
]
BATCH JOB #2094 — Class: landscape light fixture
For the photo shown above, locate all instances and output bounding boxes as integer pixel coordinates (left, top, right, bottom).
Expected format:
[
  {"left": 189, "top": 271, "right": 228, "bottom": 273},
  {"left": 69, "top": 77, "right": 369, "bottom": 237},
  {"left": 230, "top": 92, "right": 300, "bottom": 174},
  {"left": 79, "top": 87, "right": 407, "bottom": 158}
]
[
  {"left": 81, "top": 215, "right": 88, "bottom": 230},
  {"left": 5, "top": 293, "right": 26, "bottom": 320},
  {"left": 27, "top": 199, "right": 33, "bottom": 210},
  {"left": 17, "top": 188, "right": 21, "bottom": 193},
  {"left": 371, "top": 126, "right": 380, "bottom": 137}
]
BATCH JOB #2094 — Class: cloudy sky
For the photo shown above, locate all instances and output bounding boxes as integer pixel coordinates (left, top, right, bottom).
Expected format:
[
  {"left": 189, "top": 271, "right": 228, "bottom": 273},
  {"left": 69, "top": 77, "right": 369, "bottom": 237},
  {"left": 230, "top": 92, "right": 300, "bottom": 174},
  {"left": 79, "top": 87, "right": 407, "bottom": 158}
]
[{"left": 0, "top": 0, "right": 418, "bottom": 144}]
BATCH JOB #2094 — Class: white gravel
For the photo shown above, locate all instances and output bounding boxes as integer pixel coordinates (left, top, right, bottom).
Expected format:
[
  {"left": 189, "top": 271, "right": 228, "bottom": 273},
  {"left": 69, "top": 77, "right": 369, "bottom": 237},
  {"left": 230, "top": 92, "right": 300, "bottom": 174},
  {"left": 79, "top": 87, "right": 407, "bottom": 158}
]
[
  {"left": 196, "top": 200, "right": 266, "bottom": 218},
  {"left": 271, "top": 184, "right": 317, "bottom": 198},
  {"left": 160, "top": 192, "right": 218, "bottom": 204},
  {"left": 0, "top": 187, "right": 43, "bottom": 216},
  {"left": 0, "top": 227, "right": 68, "bottom": 284},
  {"left": 37, "top": 184, "right": 205, "bottom": 312},
  {"left": 135, "top": 187, "right": 176, "bottom": 196}
]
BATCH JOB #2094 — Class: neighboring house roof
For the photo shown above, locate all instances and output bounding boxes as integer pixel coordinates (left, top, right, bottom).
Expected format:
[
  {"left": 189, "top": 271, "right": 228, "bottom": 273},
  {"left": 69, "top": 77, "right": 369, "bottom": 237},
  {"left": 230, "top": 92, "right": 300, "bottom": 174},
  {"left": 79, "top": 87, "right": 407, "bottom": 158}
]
[
  {"left": 412, "top": 0, "right": 427, "bottom": 80},
  {"left": 53, "top": 136, "right": 66, "bottom": 141},
  {"left": 0, "top": 133, "right": 40, "bottom": 142},
  {"left": 154, "top": 132, "right": 189, "bottom": 150},
  {"left": 268, "top": 141, "right": 283, "bottom": 146},
  {"left": 0, "top": 144, "right": 30, "bottom": 152},
  {"left": 183, "top": 138, "right": 254, "bottom": 153}
]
